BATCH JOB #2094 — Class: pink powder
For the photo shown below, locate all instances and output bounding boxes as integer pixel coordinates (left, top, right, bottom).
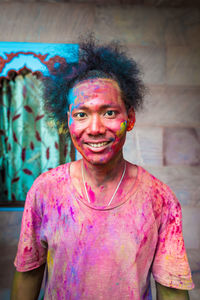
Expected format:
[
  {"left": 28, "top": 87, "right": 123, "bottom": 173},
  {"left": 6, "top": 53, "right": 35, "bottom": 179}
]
[{"left": 14, "top": 163, "right": 194, "bottom": 299}]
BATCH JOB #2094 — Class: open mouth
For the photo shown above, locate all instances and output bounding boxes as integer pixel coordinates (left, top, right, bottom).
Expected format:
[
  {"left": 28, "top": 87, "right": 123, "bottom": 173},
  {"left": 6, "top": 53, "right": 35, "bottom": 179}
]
[{"left": 85, "top": 141, "right": 111, "bottom": 148}]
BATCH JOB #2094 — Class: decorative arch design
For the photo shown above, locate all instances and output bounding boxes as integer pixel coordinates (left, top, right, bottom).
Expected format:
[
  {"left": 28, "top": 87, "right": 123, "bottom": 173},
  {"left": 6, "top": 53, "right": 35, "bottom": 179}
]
[
  {"left": 0, "top": 42, "right": 78, "bottom": 79},
  {"left": 0, "top": 42, "right": 79, "bottom": 207}
]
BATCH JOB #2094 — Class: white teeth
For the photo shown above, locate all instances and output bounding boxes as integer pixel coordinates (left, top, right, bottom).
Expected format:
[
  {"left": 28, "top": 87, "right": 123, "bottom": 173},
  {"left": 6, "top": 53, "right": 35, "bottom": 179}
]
[{"left": 87, "top": 142, "right": 109, "bottom": 148}]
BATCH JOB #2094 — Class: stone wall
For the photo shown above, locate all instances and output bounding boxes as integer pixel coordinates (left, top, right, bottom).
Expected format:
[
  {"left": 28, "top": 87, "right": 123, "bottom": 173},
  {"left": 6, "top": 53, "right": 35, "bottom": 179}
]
[{"left": 0, "top": 2, "right": 199, "bottom": 299}]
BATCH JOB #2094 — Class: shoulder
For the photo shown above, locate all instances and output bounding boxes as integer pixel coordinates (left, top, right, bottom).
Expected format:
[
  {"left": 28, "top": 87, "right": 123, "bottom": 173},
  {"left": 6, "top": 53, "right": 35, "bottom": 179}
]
[
  {"left": 138, "top": 165, "right": 180, "bottom": 212},
  {"left": 138, "top": 166, "right": 171, "bottom": 192},
  {"left": 136, "top": 166, "right": 182, "bottom": 234},
  {"left": 28, "top": 163, "right": 71, "bottom": 195},
  {"left": 35, "top": 163, "right": 69, "bottom": 184},
  {"left": 24, "top": 163, "right": 71, "bottom": 213}
]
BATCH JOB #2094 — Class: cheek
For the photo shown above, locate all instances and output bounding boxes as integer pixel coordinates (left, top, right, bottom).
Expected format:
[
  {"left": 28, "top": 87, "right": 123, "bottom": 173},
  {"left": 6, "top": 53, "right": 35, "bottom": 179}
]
[
  {"left": 68, "top": 121, "right": 85, "bottom": 142},
  {"left": 70, "top": 132, "right": 83, "bottom": 152},
  {"left": 107, "top": 120, "right": 127, "bottom": 138}
]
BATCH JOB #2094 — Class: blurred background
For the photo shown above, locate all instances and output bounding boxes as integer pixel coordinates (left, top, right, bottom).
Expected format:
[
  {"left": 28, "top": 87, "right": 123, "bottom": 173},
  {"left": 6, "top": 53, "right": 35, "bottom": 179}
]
[{"left": 0, "top": 0, "right": 199, "bottom": 299}]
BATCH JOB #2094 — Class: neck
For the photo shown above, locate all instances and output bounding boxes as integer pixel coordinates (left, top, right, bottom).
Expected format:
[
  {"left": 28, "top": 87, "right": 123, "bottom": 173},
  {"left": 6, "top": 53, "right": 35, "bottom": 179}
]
[{"left": 82, "top": 152, "right": 125, "bottom": 188}]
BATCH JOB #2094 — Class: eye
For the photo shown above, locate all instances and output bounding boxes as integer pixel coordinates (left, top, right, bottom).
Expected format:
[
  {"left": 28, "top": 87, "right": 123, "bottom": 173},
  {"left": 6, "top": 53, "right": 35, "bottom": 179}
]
[
  {"left": 104, "top": 110, "right": 117, "bottom": 118},
  {"left": 73, "top": 112, "right": 87, "bottom": 119}
]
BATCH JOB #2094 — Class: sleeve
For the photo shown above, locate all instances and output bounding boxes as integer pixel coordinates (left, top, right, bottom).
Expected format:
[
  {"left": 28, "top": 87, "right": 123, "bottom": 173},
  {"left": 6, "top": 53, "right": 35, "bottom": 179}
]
[
  {"left": 152, "top": 185, "right": 194, "bottom": 290},
  {"left": 14, "top": 178, "right": 47, "bottom": 272}
]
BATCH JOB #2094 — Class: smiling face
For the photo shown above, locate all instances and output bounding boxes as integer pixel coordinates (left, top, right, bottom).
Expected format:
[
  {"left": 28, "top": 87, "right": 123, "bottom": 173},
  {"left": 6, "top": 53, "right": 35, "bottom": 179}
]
[{"left": 68, "top": 78, "right": 134, "bottom": 165}]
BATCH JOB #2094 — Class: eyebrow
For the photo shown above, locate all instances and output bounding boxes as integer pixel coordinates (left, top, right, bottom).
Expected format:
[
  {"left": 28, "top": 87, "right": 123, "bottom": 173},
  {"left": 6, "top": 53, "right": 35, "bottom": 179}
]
[{"left": 73, "top": 104, "right": 120, "bottom": 110}]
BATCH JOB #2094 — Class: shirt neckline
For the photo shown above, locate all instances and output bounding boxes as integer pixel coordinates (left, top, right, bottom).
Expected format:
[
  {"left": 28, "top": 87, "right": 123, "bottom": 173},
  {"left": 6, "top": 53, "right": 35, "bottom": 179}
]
[{"left": 66, "top": 162, "right": 141, "bottom": 211}]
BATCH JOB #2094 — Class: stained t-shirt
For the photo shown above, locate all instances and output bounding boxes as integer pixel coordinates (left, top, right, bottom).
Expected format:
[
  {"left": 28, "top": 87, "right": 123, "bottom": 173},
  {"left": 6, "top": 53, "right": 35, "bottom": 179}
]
[{"left": 14, "top": 163, "right": 194, "bottom": 300}]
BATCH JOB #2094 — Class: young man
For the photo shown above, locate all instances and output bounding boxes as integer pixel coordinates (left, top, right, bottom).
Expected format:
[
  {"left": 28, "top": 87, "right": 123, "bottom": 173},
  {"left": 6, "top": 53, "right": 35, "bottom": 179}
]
[{"left": 11, "top": 38, "right": 194, "bottom": 300}]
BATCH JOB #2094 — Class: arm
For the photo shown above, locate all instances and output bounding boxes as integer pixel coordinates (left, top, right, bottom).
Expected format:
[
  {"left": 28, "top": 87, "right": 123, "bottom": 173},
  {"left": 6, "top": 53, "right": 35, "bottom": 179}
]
[
  {"left": 156, "top": 281, "right": 190, "bottom": 300},
  {"left": 10, "top": 263, "right": 46, "bottom": 300}
]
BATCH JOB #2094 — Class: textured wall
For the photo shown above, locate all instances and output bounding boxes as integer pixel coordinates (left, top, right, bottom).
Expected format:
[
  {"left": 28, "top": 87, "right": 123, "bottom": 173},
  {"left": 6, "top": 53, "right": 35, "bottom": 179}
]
[{"left": 0, "top": 2, "right": 199, "bottom": 299}]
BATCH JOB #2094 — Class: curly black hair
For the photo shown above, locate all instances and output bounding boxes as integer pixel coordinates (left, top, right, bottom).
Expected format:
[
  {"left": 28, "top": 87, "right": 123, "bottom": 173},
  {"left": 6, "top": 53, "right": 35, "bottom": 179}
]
[{"left": 43, "top": 36, "right": 145, "bottom": 131}]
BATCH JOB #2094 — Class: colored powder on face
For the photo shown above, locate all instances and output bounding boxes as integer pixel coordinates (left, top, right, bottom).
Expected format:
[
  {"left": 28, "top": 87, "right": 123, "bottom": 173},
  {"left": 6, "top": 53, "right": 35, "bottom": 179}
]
[
  {"left": 116, "top": 121, "right": 127, "bottom": 137},
  {"left": 68, "top": 88, "right": 85, "bottom": 126},
  {"left": 68, "top": 79, "right": 128, "bottom": 165},
  {"left": 74, "top": 78, "right": 121, "bottom": 96}
]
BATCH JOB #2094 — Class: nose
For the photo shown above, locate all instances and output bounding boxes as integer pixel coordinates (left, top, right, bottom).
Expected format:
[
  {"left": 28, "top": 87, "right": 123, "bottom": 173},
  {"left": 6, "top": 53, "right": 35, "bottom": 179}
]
[{"left": 87, "top": 114, "right": 106, "bottom": 135}]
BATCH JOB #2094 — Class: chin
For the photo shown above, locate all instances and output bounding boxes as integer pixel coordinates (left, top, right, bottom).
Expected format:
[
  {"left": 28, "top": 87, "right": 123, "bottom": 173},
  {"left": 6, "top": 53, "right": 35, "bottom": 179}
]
[
  {"left": 90, "top": 159, "right": 110, "bottom": 166},
  {"left": 82, "top": 152, "right": 121, "bottom": 166},
  {"left": 83, "top": 156, "right": 110, "bottom": 165}
]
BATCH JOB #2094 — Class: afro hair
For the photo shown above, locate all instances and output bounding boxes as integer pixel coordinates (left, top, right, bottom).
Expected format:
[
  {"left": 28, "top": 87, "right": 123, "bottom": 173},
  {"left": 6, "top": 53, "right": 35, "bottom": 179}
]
[{"left": 43, "top": 35, "right": 145, "bottom": 131}]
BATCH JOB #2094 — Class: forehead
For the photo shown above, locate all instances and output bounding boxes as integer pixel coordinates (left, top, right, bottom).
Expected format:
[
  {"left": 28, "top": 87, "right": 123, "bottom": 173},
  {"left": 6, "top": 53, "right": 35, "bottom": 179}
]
[
  {"left": 68, "top": 78, "right": 122, "bottom": 105},
  {"left": 74, "top": 78, "right": 120, "bottom": 93}
]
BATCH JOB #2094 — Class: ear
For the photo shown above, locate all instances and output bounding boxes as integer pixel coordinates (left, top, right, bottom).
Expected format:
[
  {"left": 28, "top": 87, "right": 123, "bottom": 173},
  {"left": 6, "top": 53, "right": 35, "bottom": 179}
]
[{"left": 127, "top": 108, "right": 135, "bottom": 131}]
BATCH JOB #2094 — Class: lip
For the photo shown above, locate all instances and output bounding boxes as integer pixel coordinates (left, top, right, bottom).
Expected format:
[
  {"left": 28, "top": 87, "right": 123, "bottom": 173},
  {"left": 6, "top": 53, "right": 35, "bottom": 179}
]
[
  {"left": 84, "top": 141, "right": 112, "bottom": 152},
  {"left": 84, "top": 140, "right": 111, "bottom": 143}
]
